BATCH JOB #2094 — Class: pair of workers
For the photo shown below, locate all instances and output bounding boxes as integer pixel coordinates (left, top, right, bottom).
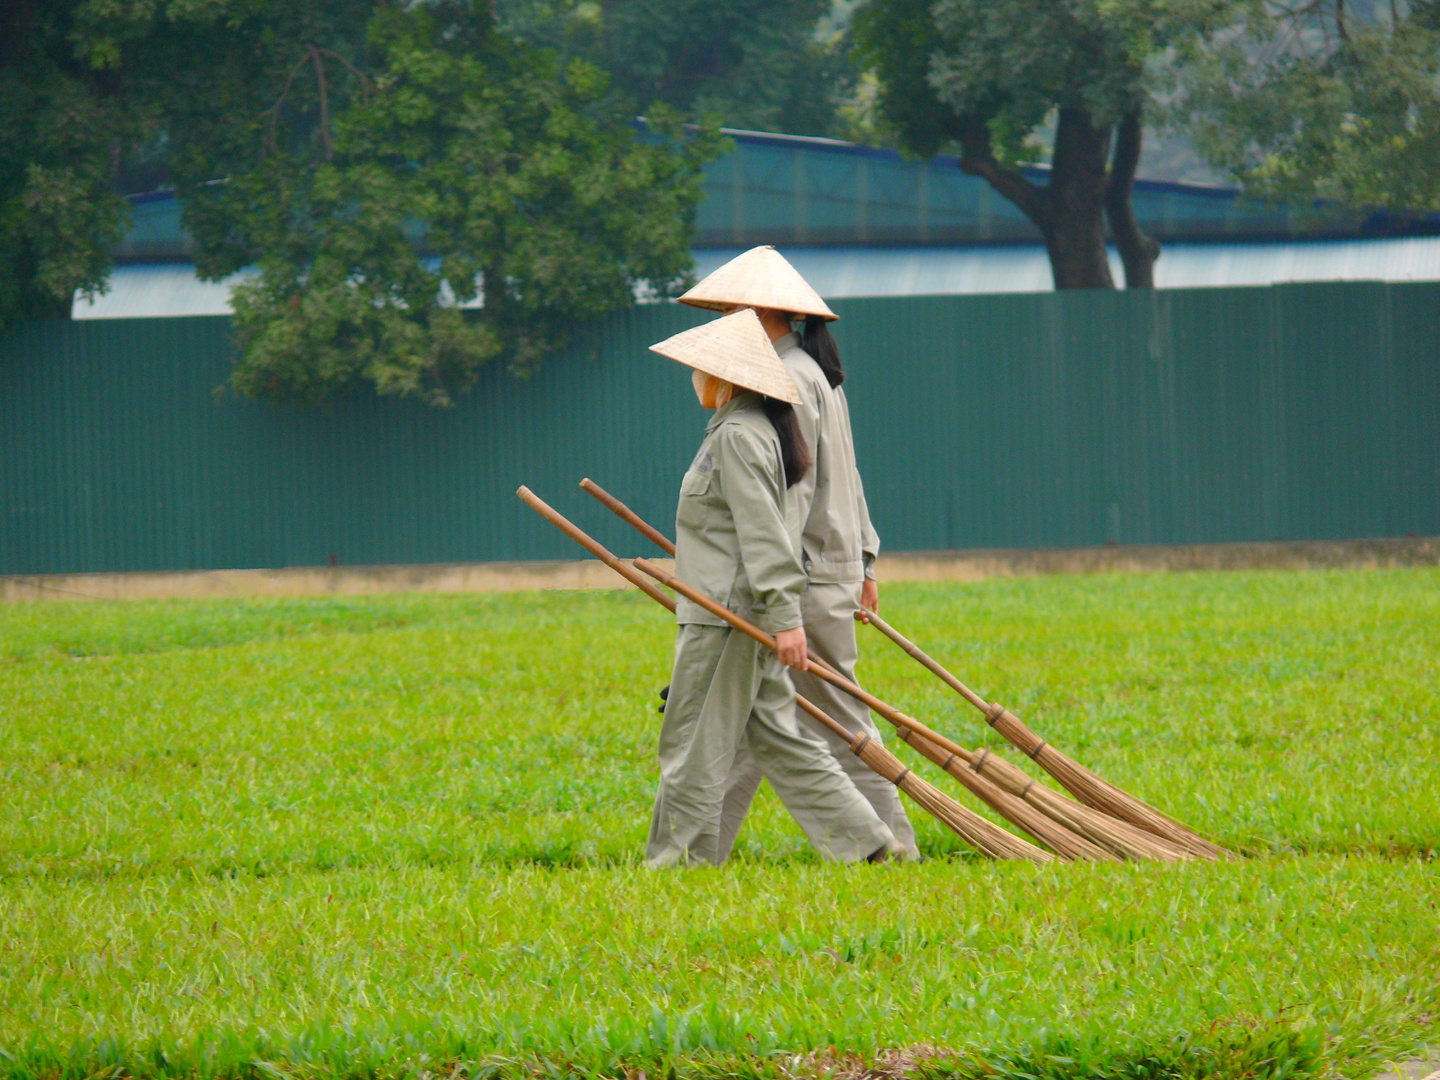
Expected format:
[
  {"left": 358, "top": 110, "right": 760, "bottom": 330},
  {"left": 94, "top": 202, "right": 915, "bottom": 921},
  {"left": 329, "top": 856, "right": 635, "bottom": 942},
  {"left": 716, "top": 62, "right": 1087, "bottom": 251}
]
[{"left": 645, "top": 247, "right": 918, "bottom": 867}]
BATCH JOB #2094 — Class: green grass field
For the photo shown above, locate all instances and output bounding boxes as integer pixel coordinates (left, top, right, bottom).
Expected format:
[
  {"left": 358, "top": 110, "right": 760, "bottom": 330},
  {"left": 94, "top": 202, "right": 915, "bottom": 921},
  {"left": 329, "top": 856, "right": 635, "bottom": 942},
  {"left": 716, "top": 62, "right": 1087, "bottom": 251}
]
[{"left": 2, "top": 569, "right": 1437, "bottom": 1080}]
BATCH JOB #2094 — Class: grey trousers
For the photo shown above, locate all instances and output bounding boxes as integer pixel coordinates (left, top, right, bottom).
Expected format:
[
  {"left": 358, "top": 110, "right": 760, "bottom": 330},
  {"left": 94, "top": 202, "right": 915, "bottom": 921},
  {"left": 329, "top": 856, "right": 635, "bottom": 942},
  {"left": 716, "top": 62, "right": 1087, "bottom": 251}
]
[
  {"left": 716, "top": 581, "right": 920, "bottom": 862},
  {"left": 647, "top": 623, "right": 897, "bottom": 867}
]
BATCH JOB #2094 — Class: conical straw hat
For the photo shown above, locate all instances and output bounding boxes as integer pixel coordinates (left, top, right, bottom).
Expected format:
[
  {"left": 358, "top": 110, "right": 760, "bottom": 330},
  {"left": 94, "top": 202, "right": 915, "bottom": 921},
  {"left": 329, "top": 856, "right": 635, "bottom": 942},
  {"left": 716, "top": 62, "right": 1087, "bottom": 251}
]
[
  {"left": 679, "top": 245, "right": 837, "bottom": 321},
  {"left": 650, "top": 308, "right": 802, "bottom": 405}
]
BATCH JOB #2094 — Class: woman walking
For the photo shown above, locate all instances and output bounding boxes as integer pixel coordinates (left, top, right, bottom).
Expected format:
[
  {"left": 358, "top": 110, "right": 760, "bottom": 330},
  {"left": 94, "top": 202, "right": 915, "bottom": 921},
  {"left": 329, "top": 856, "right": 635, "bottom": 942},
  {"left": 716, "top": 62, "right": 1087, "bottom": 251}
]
[
  {"left": 645, "top": 308, "right": 899, "bottom": 868},
  {"left": 678, "top": 247, "right": 920, "bottom": 861}
]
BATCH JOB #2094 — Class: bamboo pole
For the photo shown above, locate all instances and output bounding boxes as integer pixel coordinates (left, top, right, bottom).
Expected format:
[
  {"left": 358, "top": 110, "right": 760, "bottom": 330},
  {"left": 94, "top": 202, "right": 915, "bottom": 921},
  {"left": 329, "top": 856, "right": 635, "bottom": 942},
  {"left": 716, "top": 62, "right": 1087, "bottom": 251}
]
[
  {"left": 580, "top": 479, "right": 675, "bottom": 555},
  {"left": 516, "top": 486, "right": 1050, "bottom": 862},
  {"left": 580, "top": 479, "right": 1191, "bottom": 863}
]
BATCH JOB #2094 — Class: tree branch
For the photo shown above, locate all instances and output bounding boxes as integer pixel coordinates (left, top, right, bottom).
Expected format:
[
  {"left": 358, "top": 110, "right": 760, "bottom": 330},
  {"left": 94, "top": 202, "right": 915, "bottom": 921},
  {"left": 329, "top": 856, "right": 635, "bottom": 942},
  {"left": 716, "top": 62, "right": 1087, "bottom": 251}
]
[
  {"left": 954, "top": 115, "right": 1050, "bottom": 232},
  {"left": 1104, "top": 108, "right": 1160, "bottom": 289},
  {"left": 262, "top": 50, "right": 312, "bottom": 157},
  {"left": 310, "top": 46, "right": 332, "bottom": 160},
  {"left": 316, "top": 48, "right": 373, "bottom": 99}
]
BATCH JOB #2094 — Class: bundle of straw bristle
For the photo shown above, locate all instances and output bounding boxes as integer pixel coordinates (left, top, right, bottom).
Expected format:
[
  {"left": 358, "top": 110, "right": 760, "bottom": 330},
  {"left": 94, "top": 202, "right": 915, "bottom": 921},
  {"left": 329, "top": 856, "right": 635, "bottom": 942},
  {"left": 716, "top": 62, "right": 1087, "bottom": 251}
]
[
  {"left": 844, "top": 728, "right": 1052, "bottom": 863},
  {"left": 984, "top": 705, "right": 1229, "bottom": 860},
  {"left": 891, "top": 727, "right": 1118, "bottom": 862},
  {"left": 894, "top": 730, "right": 1192, "bottom": 862}
]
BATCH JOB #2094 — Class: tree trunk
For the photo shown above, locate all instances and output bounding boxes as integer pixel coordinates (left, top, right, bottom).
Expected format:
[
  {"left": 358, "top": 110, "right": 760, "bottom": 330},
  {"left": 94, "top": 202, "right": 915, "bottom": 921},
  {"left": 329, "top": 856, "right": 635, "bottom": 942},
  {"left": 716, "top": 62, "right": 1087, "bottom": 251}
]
[
  {"left": 1041, "top": 107, "right": 1114, "bottom": 289},
  {"left": 956, "top": 105, "right": 1160, "bottom": 291},
  {"left": 1105, "top": 109, "right": 1161, "bottom": 289}
]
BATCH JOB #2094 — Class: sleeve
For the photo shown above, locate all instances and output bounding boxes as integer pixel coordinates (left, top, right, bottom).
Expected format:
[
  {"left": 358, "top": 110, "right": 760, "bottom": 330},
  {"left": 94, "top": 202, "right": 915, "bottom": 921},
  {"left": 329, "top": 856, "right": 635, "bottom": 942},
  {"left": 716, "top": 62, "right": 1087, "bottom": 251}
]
[
  {"left": 857, "top": 479, "right": 880, "bottom": 579},
  {"left": 837, "top": 387, "right": 881, "bottom": 577},
  {"left": 715, "top": 425, "right": 807, "bottom": 634}
]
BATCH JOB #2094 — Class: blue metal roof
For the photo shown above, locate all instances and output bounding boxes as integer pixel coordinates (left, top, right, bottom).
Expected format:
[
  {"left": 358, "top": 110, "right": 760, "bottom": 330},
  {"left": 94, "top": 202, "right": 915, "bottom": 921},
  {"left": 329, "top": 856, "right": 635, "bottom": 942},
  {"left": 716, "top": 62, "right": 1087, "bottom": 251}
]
[
  {"left": 694, "top": 129, "right": 1440, "bottom": 247},
  {"left": 113, "top": 127, "right": 1440, "bottom": 262},
  {"left": 77, "top": 236, "right": 1440, "bottom": 318}
]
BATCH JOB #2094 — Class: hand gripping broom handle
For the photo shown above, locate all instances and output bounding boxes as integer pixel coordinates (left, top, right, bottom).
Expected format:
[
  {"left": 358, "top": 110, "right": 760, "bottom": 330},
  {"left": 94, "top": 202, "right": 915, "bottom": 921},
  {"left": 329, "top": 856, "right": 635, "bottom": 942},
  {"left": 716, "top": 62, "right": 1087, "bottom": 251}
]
[
  {"left": 632, "top": 557, "right": 975, "bottom": 764},
  {"left": 517, "top": 483, "right": 885, "bottom": 752},
  {"left": 576, "top": 481, "right": 969, "bottom": 755},
  {"left": 517, "top": 487, "right": 865, "bottom": 747},
  {"left": 517, "top": 486, "right": 1051, "bottom": 861}
]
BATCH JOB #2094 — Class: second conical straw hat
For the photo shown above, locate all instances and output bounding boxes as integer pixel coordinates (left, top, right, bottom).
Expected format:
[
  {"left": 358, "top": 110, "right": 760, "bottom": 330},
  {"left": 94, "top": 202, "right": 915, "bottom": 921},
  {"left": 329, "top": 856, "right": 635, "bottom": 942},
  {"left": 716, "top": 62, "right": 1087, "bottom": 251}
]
[
  {"left": 650, "top": 308, "right": 802, "bottom": 405},
  {"left": 679, "top": 245, "right": 838, "bottom": 321}
]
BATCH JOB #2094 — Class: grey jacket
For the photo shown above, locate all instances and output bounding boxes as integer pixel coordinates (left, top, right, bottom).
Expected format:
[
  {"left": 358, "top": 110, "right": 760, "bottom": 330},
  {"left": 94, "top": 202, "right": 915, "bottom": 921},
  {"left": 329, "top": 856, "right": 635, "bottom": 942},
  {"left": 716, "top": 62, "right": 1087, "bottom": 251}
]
[
  {"left": 776, "top": 333, "right": 880, "bottom": 584},
  {"left": 673, "top": 393, "right": 808, "bottom": 634}
]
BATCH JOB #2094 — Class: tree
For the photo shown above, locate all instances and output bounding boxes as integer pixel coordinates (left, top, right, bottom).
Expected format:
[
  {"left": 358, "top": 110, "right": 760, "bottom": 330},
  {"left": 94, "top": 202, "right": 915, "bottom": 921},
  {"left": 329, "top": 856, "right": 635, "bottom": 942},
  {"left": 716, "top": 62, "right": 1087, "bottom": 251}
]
[
  {"left": 855, "top": 0, "right": 1227, "bottom": 289},
  {"left": 495, "top": 0, "right": 858, "bottom": 138},
  {"left": 0, "top": 1, "right": 138, "bottom": 332},
  {"left": 1170, "top": 0, "right": 1440, "bottom": 212},
  {"left": 2, "top": 0, "right": 720, "bottom": 405}
]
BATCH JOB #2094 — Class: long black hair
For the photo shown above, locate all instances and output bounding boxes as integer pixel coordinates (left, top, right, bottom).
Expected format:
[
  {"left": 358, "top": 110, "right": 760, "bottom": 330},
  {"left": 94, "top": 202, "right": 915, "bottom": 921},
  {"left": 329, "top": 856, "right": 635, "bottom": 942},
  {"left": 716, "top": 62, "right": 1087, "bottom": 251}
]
[
  {"left": 802, "top": 315, "right": 844, "bottom": 388},
  {"left": 761, "top": 397, "right": 811, "bottom": 488}
]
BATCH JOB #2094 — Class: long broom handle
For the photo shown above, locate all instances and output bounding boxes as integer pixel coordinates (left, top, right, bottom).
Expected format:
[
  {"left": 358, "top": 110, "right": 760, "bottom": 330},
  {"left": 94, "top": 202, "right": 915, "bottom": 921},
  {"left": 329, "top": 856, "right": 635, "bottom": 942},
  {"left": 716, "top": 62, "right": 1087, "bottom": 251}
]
[
  {"left": 577, "top": 480, "right": 980, "bottom": 766},
  {"left": 580, "top": 479, "right": 676, "bottom": 556},
  {"left": 632, "top": 557, "right": 977, "bottom": 766},
  {"left": 518, "top": 486, "right": 856, "bottom": 748},
  {"left": 579, "top": 480, "right": 854, "bottom": 694},
  {"left": 518, "top": 486, "right": 676, "bottom": 610},
  {"left": 861, "top": 611, "right": 990, "bottom": 714}
]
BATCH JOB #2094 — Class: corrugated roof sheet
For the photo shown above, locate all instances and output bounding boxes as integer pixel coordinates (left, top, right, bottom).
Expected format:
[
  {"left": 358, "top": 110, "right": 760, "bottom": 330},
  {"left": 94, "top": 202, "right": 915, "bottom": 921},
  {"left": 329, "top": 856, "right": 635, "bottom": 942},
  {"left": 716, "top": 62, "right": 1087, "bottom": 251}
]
[
  {"left": 77, "top": 237, "right": 1440, "bottom": 318},
  {"left": 113, "top": 128, "right": 1440, "bottom": 262}
]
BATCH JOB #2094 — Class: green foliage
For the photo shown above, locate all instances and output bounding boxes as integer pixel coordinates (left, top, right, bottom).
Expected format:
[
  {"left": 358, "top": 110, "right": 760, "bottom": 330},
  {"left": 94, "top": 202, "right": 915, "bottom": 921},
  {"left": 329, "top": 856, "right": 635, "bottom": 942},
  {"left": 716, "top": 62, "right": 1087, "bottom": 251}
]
[
  {"left": 0, "top": 2, "right": 137, "bottom": 333},
  {"left": 1, "top": 0, "right": 721, "bottom": 403},
  {"left": 852, "top": 0, "right": 966, "bottom": 157},
  {"left": 495, "top": 0, "right": 858, "bottom": 139},
  {"left": 1170, "top": 1, "right": 1440, "bottom": 211},
  {"left": 853, "top": 1, "right": 1237, "bottom": 287},
  {"left": 1, "top": 570, "right": 1438, "bottom": 1076}
]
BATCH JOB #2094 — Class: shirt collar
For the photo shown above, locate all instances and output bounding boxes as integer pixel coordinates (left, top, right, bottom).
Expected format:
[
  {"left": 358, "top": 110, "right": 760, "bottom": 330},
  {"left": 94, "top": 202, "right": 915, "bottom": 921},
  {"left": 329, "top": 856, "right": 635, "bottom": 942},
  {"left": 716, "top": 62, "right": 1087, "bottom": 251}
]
[
  {"left": 774, "top": 331, "right": 799, "bottom": 354},
  {"left": 706, "top": 390, "right": 754, "bottom": 432}
]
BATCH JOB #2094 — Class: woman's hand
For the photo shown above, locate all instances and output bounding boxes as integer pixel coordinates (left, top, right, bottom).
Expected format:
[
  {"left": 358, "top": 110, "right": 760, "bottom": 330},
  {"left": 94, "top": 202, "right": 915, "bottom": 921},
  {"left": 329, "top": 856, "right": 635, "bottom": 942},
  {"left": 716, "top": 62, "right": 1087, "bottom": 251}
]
[
  {"left": 856, "top": 578, "right": 880, "bottom": 622},
  {"left": 774, "top": 626, "right": 809, "bottom": 671}
]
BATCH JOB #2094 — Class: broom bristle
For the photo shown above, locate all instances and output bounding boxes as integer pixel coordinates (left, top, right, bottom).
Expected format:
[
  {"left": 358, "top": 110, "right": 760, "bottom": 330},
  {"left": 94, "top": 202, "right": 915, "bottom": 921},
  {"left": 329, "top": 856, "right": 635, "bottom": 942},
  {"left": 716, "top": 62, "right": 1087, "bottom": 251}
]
[
  {"left": 973, "top": 752, "right": 1191, "bottom": 862},
  {"left": 986, "top": 707, "right": 1230, "bottom": 860},
  {"left": 1036, "top": 745, "right": 1229, "bottom": 860},
  {"left": 850, "top": 736, "right": 1051, "bottom": 863},
  {"left": 893, "top": 728, "right": 1116, "bottom": 862}
]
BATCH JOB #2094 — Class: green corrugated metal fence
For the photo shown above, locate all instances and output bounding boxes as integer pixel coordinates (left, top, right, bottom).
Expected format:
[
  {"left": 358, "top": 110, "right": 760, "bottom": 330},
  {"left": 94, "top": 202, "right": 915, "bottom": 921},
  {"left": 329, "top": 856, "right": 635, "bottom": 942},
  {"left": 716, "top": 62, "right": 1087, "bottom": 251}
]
[{"left": 2, "top": 282, "right": 1437, "bottom": 576}]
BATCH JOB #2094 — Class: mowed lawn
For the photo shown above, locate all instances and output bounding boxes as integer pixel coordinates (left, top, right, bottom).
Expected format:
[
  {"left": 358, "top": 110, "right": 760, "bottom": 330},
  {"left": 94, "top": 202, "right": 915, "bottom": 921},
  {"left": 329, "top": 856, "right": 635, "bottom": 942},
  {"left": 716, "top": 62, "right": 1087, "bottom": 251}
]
[{"left": 1, "top": 569, "right": 1437, "bottom": 1080}]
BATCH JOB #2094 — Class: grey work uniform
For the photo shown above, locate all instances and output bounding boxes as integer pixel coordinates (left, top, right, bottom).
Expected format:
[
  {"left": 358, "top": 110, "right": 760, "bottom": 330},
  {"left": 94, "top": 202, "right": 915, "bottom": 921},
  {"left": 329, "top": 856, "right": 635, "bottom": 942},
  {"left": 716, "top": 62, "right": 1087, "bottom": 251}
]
[
  {"left": 646, "top": 392, "right": 896, "bottom": 868},
  {"left": 716, "top": 334, "right": 919, "bottom": 861}
]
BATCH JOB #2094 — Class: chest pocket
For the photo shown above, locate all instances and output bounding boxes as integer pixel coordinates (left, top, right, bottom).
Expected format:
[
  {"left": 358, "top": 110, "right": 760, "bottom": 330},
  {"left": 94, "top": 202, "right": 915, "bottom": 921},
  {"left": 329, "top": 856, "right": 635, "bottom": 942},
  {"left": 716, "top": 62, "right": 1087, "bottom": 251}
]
[
  {"left": 680, "top": 469, "right": 711, "bottom": 497},
  {"left": 677, "top": 450, "right": 715, "bottom": 532}
]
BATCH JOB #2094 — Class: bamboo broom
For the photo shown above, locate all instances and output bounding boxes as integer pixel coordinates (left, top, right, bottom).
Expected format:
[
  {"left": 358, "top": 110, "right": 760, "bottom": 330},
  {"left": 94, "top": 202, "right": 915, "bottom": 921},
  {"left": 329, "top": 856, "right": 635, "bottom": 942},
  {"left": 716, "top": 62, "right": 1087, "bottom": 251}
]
[
  {"left": 631, "top": 555, "right": 1135, "bottom": 863},
  {"left": 861, "top": 612, "right": 1229, "bottom": 861},
  {"left": 515, "top": 485, "right": 1050, "bottom": 863},
  {"left": 579, "top": 479, "right": 1179, "bottom": 862}
]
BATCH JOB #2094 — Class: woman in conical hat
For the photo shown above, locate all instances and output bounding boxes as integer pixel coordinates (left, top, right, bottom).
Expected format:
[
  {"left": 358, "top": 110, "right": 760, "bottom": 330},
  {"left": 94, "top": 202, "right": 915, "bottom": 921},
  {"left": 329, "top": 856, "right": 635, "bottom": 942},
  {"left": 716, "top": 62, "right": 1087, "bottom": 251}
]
[
  {"left": 645, "top": 308, "right": 898, "bottom": 868},
  {"left": 680, "top": 247, "right": 920, "bottom": 862}
]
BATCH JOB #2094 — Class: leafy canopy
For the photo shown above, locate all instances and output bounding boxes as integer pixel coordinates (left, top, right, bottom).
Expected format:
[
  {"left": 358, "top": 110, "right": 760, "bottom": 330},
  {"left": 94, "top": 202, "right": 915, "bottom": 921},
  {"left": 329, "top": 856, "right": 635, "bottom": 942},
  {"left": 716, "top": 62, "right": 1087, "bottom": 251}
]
[
  {"left": 0, "top": 2, "right": 136, "bottom": 332},
  {"left": 2, "top": 0, "right": 722, "bottom": 404},
  {"left": 855, "top": 0, "right": 1233, "bottom": 289},
  {"left": 1170, "top": 0, "right": 1440, "bottom": 211},
  {"left": 495, "top": 0, "right": 858, "bottom": 139}
]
